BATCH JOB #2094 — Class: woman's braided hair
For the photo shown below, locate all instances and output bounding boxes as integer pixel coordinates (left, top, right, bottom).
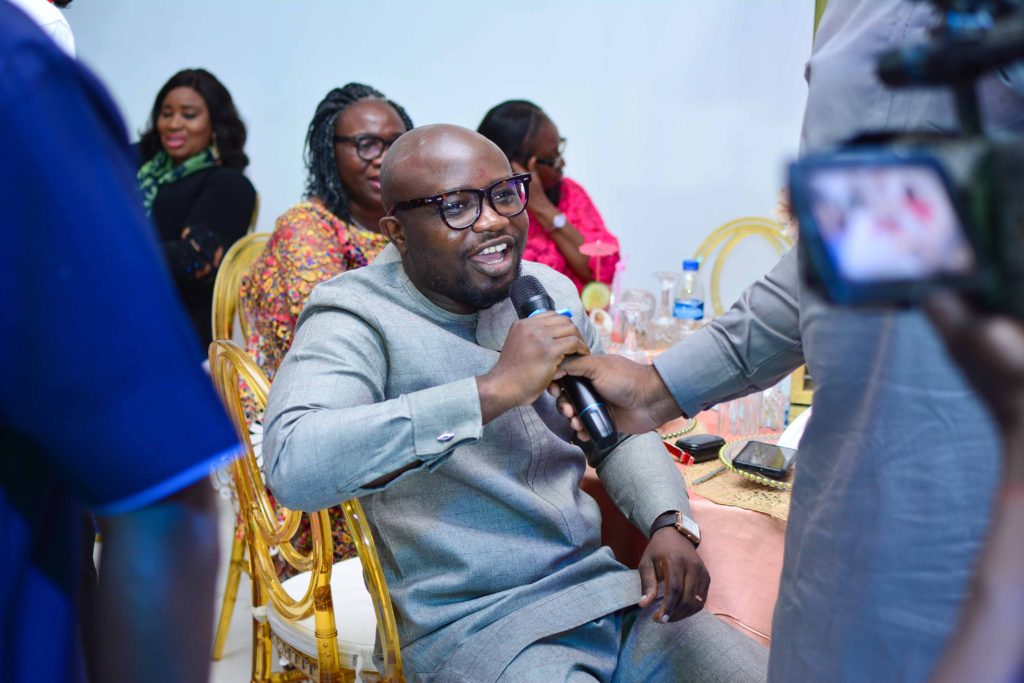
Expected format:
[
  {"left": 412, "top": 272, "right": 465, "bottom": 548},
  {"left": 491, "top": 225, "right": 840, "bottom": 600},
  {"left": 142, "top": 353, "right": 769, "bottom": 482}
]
[{"left": 304, "top": 83, "right": 413, "bottom": 221}]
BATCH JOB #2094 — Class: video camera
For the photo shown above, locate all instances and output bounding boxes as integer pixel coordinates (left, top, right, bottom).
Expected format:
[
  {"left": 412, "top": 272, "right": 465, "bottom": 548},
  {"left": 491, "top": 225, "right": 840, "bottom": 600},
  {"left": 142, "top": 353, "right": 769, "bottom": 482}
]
[{"left": 788, "top": 0, "right": 1024, "bottom": 317}]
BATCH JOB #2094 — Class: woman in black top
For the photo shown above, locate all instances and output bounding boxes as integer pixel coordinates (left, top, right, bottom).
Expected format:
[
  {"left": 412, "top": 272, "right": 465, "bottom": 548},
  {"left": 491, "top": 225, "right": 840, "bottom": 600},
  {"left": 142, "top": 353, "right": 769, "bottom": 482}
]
[{"left": 137, "top": 68, "right": 256, "bottom": 352}]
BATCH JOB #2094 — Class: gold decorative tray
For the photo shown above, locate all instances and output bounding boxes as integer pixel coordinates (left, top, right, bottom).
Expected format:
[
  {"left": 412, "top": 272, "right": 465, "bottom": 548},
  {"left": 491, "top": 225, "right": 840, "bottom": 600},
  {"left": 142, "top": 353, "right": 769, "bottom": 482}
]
[
  {"left": 659, "top": 417, "right": 697, "bottom": 441},
  {"left": 718, "top": 436, "right": 794, "bottom": 491}
]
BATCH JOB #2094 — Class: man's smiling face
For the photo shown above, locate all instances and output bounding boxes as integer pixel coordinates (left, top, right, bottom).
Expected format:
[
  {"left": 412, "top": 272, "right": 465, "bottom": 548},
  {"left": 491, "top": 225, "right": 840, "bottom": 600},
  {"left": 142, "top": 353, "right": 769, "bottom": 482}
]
[{"left": 380, "top": 125, "right": 529, "bottom": 314}]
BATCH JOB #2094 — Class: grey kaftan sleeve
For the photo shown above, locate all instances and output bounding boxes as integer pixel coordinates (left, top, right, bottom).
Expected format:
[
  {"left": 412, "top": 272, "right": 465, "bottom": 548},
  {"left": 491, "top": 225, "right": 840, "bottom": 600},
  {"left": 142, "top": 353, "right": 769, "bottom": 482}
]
[
  {"left": 262, "top": 301, "right": 483, "bottom": 512},
  {"left": 592, "top": 431, "right": 691, "bottom": 537},
  {"left": 653, "top": 248, "right": 805, "bottom": 418}
]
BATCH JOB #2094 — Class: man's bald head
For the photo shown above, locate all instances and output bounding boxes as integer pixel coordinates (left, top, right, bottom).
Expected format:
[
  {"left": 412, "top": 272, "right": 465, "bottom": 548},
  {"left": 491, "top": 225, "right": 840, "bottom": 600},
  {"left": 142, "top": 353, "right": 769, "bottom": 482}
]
[
  {"left": 381, "top": 124, "right": 512, "bottom": 208},
  {"left": 376, "top": 123, "right": 528, "bottom": 315}
]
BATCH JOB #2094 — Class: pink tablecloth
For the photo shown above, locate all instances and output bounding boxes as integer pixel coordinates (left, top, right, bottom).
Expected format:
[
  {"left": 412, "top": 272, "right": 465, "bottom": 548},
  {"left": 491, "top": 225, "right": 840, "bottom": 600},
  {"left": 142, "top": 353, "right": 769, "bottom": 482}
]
[{"left": 581, "top": 468, "right": 786, "bottom": 645}]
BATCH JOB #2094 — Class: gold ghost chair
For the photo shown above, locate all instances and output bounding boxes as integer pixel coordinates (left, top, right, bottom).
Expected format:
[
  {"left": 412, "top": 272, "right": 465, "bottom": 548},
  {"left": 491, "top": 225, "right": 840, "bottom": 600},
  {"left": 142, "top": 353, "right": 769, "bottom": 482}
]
[
  {"left": 789, "top": 365, "right": 814, "bottom": 420},
  {"left": 692, "top": 216, "right": 794, "bottom": 317},
  {"left": 209, "top": 340, "right": 404, "bottom": 682},
  {"left": 211, "top": 231, "right": 271, "bottom": 342},
  {"left": 210, "top": 230, "right": 271, "bottom": 660}
]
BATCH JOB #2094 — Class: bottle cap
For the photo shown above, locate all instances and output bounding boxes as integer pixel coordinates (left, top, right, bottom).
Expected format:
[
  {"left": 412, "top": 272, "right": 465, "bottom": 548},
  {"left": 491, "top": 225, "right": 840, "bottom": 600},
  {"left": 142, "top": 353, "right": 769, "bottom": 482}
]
[{"left": 682, "top": 259, "right": 700, "bottom": 271}]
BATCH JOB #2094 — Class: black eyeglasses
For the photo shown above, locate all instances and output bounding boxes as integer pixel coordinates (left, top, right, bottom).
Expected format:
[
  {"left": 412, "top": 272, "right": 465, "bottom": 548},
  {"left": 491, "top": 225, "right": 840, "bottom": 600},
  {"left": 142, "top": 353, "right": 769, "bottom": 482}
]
[
  {"left": 333, "top": 134, "right": 403, "bottom": 162},
  {"left": 386, "top": 173, "right": 532, "bottom": 230},
  {"left": 535, "top": 138, "right": 567, "bottom": 167}
]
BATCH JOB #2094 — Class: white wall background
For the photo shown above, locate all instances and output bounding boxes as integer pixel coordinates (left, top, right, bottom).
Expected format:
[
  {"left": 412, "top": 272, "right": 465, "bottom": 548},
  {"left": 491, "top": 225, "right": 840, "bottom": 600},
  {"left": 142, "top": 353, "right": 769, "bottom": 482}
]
[{"left": 67, "top": 1, "right": 812, "bottom": 301}]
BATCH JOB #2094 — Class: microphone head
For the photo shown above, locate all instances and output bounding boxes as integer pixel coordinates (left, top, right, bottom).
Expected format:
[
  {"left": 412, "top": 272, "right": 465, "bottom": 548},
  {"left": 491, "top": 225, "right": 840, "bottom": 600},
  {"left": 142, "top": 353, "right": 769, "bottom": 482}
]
[
  {"left": 509, "top": 275, "right": 553, "bottom": 319},
  {"left": 509, "top": 274, "right": 545, "bottom": 306}
]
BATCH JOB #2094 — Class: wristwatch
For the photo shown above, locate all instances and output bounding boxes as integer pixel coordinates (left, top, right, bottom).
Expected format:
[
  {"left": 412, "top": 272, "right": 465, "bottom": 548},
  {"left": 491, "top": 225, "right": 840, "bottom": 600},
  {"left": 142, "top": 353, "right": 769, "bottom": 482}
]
[
  {"left": 551, "top": 213, "right": 567, "bottom": 230},
  {"left": 650, "top": 510, "right": 701, "bottom": 548}
]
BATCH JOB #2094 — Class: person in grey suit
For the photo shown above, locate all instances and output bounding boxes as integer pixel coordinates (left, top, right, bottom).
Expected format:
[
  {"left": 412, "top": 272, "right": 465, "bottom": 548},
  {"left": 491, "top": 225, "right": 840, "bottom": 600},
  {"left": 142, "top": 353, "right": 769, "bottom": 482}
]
[
  {"left": 262, "top": 124, "right": 768, "bottom": 682},
  {"left": 556, "top": 2, "right": 1024, "bottom": 682}
]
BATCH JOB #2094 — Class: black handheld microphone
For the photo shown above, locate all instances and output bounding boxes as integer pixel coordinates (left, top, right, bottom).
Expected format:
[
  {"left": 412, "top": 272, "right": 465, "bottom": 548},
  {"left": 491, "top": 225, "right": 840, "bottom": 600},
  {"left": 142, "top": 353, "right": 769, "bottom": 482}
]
[{"left": 508, "top": 275, "right": 618, "bottom": 449}]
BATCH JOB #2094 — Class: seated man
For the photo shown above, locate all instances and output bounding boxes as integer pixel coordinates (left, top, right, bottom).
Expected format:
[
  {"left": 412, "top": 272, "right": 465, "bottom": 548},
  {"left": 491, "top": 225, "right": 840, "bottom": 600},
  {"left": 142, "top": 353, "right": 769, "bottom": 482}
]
[{"left": 263, "top": 124, "right": 767, "bottom": 682}]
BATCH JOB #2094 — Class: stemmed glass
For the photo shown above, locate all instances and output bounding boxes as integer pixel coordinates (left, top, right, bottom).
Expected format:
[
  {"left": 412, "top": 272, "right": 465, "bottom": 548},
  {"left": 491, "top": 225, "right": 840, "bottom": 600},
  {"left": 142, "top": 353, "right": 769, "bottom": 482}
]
[
  {"left": 614, "top": 298, "right": 652, "bottom": 363},
  {"left": 648, "top": 271, "right": 680, "bottom": 351}
]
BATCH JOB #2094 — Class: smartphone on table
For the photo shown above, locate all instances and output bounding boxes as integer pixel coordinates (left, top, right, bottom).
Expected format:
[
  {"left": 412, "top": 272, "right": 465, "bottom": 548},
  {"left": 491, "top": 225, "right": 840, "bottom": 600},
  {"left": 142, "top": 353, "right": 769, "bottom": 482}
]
[{"left": 732, "top": 440, "right": 797, "bottom": 480}]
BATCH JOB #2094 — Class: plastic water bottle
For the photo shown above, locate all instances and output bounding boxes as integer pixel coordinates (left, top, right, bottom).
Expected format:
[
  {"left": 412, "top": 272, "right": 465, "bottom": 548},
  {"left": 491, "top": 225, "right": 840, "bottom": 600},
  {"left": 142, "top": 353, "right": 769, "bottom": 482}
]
[{"left": 672, "top": 259, "right": 705, "bottom": 334}]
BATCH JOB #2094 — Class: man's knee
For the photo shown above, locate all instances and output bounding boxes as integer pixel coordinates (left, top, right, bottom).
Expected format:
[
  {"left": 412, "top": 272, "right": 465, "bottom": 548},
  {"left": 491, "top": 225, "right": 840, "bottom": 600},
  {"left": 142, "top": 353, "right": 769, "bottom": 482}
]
[{"left": 617, "top": 608, "right": 768, "bottom": 682}]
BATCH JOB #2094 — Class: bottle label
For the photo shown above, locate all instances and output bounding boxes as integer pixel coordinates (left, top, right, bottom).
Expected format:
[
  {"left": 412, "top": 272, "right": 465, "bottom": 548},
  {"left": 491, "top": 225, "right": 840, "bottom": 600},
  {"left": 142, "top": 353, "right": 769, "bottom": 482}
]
[{"left": 673, "top": 299, "right": 704, "bottom": 321}]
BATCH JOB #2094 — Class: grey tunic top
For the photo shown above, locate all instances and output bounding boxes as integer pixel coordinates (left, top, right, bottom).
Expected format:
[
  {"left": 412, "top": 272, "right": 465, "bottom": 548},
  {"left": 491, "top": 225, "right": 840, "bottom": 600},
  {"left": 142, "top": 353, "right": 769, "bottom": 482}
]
[
  {"left": 654, "top": 2, "right": 1022, "bottom": 681},
  {"left": 263, "top": 259, "right": 690, "bottom": 681}
]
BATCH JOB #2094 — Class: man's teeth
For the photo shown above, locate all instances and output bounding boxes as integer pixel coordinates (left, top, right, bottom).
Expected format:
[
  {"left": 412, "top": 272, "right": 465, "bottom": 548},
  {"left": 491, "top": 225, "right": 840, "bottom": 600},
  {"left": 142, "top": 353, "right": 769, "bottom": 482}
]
[{"left": 479, "top": 243, "right": 508, "bottom": 256}]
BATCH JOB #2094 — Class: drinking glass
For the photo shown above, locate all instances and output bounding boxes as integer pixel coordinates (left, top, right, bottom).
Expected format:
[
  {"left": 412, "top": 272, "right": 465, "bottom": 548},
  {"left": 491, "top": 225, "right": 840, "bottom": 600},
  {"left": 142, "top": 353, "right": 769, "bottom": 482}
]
[
  {"left": 718, "top": 392, "right": 765, "bottom": 437},
  {"left": 614, "top": 299, "right": 652, "bottom": 363},
  {"left": 648, "top": 271, "right": 680, "bottom": 351},
  {"left": 614, "top": 288, "right": 656, "bottom": 349}
]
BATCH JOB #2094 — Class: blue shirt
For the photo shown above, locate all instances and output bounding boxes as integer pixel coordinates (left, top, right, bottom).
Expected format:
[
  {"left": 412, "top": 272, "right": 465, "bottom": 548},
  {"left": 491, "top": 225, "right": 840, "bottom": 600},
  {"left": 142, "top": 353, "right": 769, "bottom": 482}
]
[{"left": 0, "top": 4, "right": 239, "bottom": 680}]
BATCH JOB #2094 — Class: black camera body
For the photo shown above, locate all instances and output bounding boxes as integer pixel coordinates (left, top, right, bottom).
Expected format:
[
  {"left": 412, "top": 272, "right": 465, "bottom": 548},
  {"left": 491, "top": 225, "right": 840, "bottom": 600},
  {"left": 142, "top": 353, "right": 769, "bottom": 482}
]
[
  {"left": 789, "top": 0, "right": 1024, "bottom": 317},
  {"left": 790, "top": 132, "right": 1024, "bottom": 317}
]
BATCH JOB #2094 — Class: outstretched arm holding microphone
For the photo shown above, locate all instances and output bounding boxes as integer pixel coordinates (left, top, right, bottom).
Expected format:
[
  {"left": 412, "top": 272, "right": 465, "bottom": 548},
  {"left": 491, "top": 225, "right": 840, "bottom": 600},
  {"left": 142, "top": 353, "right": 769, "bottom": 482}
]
[{"left": 552, "top": 248, "right": 804, "bottom": 439}]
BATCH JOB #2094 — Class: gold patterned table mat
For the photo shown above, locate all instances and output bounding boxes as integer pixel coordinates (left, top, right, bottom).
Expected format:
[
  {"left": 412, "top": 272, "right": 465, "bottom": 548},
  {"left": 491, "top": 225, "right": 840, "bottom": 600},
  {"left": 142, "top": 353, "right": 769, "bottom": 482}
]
[
  {"left": 682, "top": 459, "right": 791, "bottom": 521},
  {"left": 660, "top": 416, "right": 791, "bottom": 521}
]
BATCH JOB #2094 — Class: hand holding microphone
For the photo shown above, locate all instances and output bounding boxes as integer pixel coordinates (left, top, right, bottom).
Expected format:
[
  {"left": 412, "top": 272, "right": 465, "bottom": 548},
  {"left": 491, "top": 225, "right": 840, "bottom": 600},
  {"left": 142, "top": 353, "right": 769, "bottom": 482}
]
[
  {"left": 508, "top": 276, "right": 619, "bottom": 448},
  {"left": 475, "top": 294, "right": 591, "bottom": 425}
]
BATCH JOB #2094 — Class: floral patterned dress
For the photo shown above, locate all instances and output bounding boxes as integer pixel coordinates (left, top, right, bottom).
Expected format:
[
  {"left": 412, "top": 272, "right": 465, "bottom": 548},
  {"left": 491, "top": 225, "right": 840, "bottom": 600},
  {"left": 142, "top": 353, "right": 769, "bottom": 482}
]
[
  {"left": 523, "top": 177, "right": 620, "bottom": 292},
  {"left": 241, "top": 201, "right": 389, "bottom": 381},
  {"left": 239, "top": 201, "right": 389, "bottom": 571}
]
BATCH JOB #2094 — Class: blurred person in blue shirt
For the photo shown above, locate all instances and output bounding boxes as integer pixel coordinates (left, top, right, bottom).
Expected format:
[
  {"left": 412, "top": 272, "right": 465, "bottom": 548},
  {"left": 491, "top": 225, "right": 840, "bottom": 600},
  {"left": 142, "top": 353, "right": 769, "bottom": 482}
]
[{"left": 0, "top": 3, "right": 238, "bottom": 681}]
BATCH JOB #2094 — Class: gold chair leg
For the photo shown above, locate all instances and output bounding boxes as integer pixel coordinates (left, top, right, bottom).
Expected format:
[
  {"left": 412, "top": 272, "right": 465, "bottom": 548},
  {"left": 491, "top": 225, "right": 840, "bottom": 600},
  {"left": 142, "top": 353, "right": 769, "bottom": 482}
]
[
  {"left": 212, "top": 529, "right": 247, "bottom": 660},
  {"left": 251, "top": 580, "right": 274, "bottom": 683}
]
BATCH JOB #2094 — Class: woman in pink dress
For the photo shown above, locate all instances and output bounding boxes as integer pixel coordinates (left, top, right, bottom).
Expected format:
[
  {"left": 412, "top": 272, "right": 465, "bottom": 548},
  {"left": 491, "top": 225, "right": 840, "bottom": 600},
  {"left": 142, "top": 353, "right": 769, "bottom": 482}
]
[{"left": 478, "top": 100, "right": 619, "bottom": 292}]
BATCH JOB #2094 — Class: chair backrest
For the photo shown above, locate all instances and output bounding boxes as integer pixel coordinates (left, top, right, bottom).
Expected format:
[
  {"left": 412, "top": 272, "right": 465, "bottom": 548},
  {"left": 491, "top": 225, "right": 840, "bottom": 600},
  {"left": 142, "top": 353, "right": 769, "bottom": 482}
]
[
  {"left": 208, "top": 340, "right": 404, "bottom": 681},
  {"left": 693, "top": 216, "right": 794, "bottom": 317},
  {"left": 211, "top": 232, "right": 270, "bottom": 342},
  {"left": 814, "top": 0, "right": 829, "bottom": 36},
  {"left": 789, "top": 364, "right": 814, "bottom": 420}
]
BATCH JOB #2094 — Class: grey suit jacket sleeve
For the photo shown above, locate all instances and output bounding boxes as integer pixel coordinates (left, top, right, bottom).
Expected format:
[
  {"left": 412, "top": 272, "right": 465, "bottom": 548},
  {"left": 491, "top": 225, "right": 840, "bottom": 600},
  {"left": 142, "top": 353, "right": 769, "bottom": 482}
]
[
  {"left": 573, "top": 298, "right": 690, "bottom": 536},
  {"left": 592, "top": 431, "right": 691, "bottom": 537},
  {"left": 262, "top": 300, "right": 483, "bottom": 512},
  {"left": 653, "top": 248, "right": 805, "bottom": 418}
]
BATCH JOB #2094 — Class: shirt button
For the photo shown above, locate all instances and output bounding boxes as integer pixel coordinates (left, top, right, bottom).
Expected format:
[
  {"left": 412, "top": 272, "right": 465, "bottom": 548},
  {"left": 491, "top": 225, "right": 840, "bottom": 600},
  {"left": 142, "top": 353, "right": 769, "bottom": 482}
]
[{"left": 436, "top": 432, "right": 455, "bottom": 443}]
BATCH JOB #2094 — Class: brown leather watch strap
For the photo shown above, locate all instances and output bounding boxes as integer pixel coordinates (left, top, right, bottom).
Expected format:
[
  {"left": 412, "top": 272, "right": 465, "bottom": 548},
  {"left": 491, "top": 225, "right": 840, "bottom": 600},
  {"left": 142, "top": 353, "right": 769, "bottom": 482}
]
[{"left": 649, "top": 510, "right": 700, "bottom": 547}]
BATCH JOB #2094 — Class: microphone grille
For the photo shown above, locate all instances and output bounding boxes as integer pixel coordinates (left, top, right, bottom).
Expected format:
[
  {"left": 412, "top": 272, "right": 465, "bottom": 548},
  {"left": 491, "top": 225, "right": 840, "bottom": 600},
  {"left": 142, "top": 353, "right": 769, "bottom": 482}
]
[{"left": 508, "top": 275, "right": 546, "bottom": 310}]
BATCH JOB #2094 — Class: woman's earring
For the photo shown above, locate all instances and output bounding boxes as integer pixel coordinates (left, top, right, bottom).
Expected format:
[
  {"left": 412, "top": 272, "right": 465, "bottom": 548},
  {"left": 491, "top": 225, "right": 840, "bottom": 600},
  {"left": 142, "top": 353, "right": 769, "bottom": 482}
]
[{"left": 211, "top": 133, "right": 222, "bottom": 162}]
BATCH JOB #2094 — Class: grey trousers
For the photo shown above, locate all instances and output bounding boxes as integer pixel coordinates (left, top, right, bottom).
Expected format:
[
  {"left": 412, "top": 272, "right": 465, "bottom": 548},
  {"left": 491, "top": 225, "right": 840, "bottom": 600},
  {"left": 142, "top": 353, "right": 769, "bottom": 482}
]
[{"left": 496, "top": 604, "right": 768, "bottom": 682}]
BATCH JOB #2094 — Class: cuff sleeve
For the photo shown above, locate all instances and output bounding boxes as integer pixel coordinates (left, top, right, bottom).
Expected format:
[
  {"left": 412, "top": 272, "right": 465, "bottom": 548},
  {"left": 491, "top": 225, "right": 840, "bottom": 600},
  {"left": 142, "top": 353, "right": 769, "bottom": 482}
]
[
  {"left": 654, "top": 332, "right": 745, "bottom": 418},
  {"left": 596, "top": 432, "right": 691, "bottom": 537},
  {"left": 408, "top": 377, "right": 484, "bottom": 466}
]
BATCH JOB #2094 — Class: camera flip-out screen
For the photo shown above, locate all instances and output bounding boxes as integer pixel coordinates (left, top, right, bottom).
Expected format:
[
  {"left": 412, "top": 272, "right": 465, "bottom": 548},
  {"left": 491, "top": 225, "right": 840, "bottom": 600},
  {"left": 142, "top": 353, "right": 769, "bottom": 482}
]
[{"left": 791, "top": 153, "right": 981, "bottom": 306}]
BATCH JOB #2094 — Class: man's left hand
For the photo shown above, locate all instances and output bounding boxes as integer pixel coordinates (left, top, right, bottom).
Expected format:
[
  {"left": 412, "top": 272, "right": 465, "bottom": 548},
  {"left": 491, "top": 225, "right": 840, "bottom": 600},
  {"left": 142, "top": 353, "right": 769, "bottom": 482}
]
[{"left": 638, "top": 528, "right": 710, "bottom": 623}]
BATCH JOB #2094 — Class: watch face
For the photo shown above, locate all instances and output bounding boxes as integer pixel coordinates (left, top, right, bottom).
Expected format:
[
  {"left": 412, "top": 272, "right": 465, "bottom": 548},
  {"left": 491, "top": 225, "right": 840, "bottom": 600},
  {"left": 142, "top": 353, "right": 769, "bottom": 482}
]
[
  {"left": 552, "top": 213, "right": 567, "bottom": 229},
  {"left": 677, "top": 515, "right": 700, "bottom": 541}
]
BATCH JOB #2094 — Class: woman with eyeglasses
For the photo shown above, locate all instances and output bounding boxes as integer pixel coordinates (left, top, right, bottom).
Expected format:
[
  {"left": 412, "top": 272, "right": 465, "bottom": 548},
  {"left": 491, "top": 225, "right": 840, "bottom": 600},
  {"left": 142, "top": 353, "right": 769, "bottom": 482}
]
[
  {"left": 240, "top": 83, "right": 412, "bottom": 576},
  {"left": 241, "top": 83, "right": 413, "bottom": 379},
  {"left": 478, "top": 100, "right": 619, "bottom": 293},
  {"left": 137, "top": 68, "right": 256, "bottom": 354}
]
